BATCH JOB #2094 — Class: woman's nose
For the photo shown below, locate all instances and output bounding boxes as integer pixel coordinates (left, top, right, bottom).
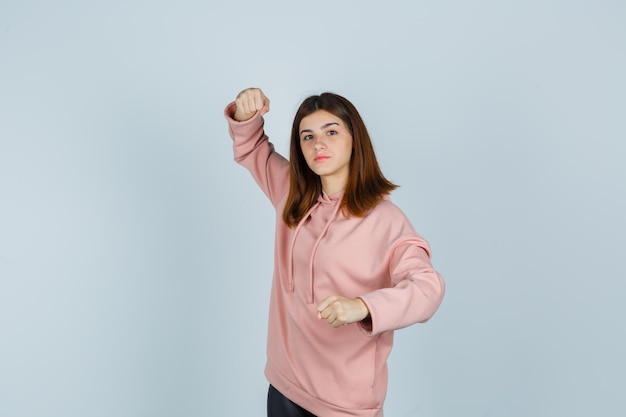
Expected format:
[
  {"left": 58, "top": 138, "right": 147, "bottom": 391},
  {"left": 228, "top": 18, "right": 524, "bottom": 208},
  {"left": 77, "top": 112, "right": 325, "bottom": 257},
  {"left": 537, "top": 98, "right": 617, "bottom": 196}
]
[{"left": 314, "top": 137, "right": 326, "bottom": 149}]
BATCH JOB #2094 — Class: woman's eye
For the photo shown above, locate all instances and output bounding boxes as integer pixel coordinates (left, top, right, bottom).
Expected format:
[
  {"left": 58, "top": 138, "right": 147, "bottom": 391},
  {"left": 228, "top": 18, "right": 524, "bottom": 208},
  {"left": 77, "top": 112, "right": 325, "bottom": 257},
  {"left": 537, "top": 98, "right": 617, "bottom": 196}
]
[
  {"left": 303, "top": 134, "right": 313, "bottom": 141},
  {"left": 328, "top": 130, "right": 337, "bottom": 136}
]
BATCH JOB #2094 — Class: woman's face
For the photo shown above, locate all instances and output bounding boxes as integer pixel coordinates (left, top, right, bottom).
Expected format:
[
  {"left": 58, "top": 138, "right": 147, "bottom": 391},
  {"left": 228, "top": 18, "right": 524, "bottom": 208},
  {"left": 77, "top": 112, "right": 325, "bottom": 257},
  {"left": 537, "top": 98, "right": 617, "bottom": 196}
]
[{"left": 299, "top": 110, "right": 353, "bottom": 189}]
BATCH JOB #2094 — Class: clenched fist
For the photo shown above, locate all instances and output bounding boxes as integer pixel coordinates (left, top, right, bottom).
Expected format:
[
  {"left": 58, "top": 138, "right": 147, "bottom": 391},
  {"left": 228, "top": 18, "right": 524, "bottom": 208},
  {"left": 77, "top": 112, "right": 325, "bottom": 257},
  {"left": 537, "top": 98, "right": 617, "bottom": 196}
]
[
  {"left": 317, "top": 295, "right": 370, "bottom": 328},
  {"left": 234, "top": 88, "right": 270, "bottom": 122}
]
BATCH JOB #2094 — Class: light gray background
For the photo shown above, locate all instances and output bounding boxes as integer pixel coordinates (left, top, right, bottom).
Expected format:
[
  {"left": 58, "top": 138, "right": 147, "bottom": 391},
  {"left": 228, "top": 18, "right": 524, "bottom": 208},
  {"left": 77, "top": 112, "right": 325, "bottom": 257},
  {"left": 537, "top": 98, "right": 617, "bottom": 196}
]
[{"left": 1, "top": 1, "right": 624, "bottom": 416}]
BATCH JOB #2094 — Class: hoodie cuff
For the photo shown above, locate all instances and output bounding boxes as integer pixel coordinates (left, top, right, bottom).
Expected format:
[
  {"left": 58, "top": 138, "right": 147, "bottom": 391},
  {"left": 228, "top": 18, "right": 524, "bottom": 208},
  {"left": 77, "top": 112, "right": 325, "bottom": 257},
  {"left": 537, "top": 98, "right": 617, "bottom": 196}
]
[
  {"left": 356, "top": 298, "right": 374, "bottom": 336},
  {"left": 224, "top": 101, "right": 238, "bottom": 120},
  {"left": 224, "top": 102, "right": 263, "bottom": 124},
  {"left": 224, "top": 101, "right": 265, "bottom": 144}
]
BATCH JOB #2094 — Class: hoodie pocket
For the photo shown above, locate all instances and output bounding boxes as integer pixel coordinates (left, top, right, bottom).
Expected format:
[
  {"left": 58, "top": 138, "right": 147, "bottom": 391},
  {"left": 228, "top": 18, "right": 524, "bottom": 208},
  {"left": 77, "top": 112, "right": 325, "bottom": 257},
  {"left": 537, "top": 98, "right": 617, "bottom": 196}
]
[{"left": 321, "top": 332, "right": 379, "bottom": 410}]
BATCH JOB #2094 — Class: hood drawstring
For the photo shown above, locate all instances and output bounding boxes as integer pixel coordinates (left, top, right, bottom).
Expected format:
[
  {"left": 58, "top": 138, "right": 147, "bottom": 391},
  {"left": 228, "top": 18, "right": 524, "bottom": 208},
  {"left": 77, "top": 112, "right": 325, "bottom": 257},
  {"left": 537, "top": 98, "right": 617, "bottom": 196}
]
[
  {"left": 307, "top": 199, "right": 343, "bottom": 304},
  {"left": 287, "top": 201, "right": 321, "bottom": 293},
  {"left": 286, "top": 194, "right": 344, "bottom": 304}
]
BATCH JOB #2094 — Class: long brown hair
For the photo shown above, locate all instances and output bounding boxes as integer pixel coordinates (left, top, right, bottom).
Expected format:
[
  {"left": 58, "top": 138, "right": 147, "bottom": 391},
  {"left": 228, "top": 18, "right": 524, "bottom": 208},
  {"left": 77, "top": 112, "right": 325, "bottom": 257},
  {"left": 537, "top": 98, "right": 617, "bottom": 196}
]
[{"left": 282, "top": 92, "right": 397, "bottom": 227}]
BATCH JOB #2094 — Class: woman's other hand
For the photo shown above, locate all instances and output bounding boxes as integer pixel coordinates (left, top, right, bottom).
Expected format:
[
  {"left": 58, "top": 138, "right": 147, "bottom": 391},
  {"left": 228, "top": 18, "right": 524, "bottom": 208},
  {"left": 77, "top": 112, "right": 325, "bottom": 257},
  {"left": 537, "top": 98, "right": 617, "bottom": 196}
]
[
  {"left": 316, "top": 295, "right": 370, "bottom": 328},
  {"left": 234, "top": 88, "right": 270, "bottom": 121}
]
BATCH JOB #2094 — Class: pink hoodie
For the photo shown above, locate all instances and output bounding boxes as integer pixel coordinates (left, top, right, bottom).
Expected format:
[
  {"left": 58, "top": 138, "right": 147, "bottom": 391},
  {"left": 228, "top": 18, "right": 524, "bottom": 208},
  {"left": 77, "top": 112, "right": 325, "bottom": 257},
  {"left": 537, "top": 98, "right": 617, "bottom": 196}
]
[{"left": 225, "top": 103, "right": 445, "bottom": 417}]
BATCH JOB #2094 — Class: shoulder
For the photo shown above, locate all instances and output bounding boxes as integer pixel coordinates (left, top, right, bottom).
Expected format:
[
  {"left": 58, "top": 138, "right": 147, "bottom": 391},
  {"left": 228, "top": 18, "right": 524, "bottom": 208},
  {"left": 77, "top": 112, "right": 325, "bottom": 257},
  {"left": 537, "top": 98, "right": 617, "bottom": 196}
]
[
  {"left": 370, "top": 196, "right": 409, "bottom": 220},
  {"left": 361, "top": 196, "right": 417, "bottom": 234},
  {"left": 366, "top": 198, "right": 433, "bottom": 254}
]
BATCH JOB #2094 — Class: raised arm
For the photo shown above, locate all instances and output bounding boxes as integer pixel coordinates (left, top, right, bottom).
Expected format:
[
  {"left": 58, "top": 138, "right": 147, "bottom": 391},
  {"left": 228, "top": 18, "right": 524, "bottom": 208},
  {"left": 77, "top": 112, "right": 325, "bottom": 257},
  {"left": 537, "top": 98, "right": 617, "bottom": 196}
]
[{"left": 225, "top": 88, "right": 289, "bottom": 207}]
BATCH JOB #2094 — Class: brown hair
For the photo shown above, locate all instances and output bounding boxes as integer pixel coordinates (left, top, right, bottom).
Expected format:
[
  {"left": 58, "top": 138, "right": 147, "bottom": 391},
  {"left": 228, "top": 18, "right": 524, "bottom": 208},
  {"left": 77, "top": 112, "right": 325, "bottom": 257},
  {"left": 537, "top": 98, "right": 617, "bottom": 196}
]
[{"left": 282, "top": 92, "right": 397, "bottom": 227}]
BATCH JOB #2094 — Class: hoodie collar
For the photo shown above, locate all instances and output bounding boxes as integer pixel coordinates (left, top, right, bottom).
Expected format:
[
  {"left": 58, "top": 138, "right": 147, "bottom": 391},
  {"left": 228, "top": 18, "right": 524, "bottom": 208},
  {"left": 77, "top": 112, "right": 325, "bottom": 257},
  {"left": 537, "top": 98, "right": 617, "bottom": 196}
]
[{"left": 318, "top": 190, "right": 344, "bottom": 204}]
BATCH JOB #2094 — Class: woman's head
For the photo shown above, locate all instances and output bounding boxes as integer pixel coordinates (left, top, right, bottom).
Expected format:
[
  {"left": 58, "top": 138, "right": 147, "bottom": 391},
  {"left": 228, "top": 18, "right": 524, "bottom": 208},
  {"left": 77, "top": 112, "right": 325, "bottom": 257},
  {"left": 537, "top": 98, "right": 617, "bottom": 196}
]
[
  {"left": 290, "top": 93, "right": 366, "bottom": 186},
  {"left": 283, "top": 92, "right": 397, "bottom": 227},
  {"left": 297, "top": 109, "right": 353, "bottom": 196}
]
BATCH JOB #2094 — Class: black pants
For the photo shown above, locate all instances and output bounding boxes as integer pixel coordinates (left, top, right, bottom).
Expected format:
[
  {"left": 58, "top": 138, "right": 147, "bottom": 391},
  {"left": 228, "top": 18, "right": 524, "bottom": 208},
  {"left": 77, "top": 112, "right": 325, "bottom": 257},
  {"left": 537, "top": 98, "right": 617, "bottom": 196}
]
[{"left": 267, "top": 385, "right": 316, "bottom": 417}]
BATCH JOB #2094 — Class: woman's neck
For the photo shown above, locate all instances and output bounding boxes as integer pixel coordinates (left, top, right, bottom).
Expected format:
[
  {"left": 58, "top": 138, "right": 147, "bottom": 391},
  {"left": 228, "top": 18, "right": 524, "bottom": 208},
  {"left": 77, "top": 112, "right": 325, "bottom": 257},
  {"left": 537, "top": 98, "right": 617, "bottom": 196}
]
[{"left": 321, "top": 176, "right": 347, "bottom": 197}]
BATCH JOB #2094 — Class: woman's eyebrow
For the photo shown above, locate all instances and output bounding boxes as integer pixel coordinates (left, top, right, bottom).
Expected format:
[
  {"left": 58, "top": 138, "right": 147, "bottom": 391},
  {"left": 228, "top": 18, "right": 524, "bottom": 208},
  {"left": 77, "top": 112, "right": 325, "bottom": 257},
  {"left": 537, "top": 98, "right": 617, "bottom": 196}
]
[{"left": 299, "top": 122, "right": 340, "bottom": 136}]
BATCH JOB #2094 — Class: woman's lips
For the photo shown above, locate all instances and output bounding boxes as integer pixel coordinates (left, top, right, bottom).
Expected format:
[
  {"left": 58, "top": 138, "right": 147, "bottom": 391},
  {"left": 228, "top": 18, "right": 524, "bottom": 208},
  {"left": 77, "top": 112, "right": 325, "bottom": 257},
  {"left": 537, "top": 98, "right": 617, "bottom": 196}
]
[{"left": 314, "top": 155, "right": 329, "bottom": 162}]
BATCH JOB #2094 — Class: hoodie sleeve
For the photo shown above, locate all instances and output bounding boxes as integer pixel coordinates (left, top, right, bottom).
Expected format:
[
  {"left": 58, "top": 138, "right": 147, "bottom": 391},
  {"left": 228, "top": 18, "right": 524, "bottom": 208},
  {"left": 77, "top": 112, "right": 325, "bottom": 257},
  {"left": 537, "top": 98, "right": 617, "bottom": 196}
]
[
  {"left": 358, "top": 237, "right": 445, "bottom": 336},
  {"left": 224, "top": 102, "right": 289, "bottom": 207}
]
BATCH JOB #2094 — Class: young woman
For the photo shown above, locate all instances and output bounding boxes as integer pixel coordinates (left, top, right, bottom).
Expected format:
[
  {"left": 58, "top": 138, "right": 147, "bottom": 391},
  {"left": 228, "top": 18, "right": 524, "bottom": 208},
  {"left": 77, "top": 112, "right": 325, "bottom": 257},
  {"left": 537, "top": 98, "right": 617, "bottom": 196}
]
[{"left": 224, "top": 88, "right": 445, "bottom": 417}]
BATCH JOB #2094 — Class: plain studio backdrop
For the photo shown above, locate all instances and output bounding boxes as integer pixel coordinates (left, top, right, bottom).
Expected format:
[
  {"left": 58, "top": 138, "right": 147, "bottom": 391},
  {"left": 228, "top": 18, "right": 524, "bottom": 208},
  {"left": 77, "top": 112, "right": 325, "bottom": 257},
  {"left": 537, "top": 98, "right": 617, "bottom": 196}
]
[{"left": 1, "top": 1, "right": 624, "bottom": 416}]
